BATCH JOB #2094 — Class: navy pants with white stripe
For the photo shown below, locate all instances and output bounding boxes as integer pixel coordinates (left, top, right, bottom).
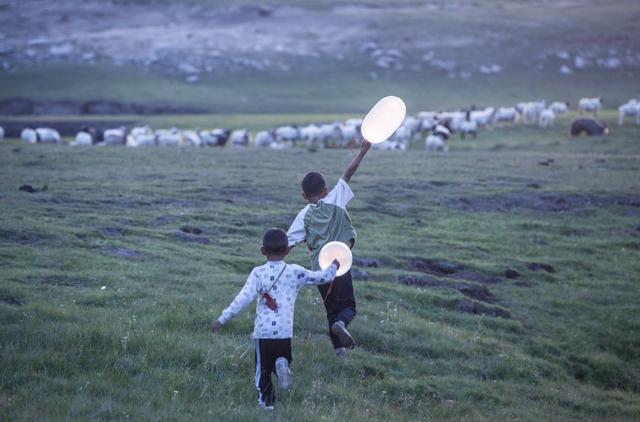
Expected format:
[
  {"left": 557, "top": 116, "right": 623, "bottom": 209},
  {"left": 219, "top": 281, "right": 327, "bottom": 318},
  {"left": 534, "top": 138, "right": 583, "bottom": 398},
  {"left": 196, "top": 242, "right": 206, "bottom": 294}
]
[{"left": 255, "top": 338, "right": 292, "bottom": 407}]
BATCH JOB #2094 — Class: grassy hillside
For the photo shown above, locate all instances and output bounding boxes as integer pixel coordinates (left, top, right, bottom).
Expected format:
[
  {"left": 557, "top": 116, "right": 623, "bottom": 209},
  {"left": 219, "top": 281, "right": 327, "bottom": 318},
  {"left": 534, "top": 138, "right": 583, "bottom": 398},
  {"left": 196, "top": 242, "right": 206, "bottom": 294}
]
[
  {"left": 1, "top": 114, "right": 639, "bottom": 421},
  {"left": 1, "top": 0, "right": 639, "bottom": 113},
  {"left": 1, "top": 62, "right": 638, "bottom": 113}
]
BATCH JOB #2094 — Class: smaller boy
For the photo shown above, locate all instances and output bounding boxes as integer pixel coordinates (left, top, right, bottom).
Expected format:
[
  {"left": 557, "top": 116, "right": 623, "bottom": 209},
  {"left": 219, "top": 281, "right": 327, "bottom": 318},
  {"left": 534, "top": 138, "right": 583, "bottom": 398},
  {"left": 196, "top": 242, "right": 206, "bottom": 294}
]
[{"left": 211, "top": 228, "right": 339, "bottom": 410}]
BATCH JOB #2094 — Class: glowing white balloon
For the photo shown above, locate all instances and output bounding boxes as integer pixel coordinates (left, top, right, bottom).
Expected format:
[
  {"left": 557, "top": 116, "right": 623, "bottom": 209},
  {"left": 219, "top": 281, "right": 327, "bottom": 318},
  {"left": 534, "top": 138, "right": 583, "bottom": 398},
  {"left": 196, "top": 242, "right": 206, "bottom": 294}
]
[
  {"left": 318, "top": 241, "right": 352, "bottom": 277},
  {"left": 360, "top": 96, "right": 407, "bottom": 144}
]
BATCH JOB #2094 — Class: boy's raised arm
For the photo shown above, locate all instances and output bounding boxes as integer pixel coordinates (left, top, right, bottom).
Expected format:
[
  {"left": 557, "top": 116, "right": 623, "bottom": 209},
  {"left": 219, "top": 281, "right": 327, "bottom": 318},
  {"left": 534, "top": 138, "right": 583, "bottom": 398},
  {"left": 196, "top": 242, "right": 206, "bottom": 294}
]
[{"left": 342, "top": 140, "right": 371, "bottom": 183}]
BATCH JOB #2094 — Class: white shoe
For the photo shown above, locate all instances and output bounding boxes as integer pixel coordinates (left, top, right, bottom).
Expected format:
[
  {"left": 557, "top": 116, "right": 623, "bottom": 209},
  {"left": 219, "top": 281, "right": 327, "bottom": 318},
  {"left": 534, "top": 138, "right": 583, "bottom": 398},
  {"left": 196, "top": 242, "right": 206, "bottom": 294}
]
[
  {"left": 258, "top": 397, "right": 274, "bottom": 410},
  {"left": 275, "top": 357, "right": 293, "bottom": 391}
]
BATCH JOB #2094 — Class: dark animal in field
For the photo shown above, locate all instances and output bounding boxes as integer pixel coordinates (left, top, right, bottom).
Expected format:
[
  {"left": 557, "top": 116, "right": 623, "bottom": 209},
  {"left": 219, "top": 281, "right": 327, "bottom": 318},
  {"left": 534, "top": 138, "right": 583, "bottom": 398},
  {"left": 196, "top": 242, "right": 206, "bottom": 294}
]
[
  {"left": 81, "top": 126, "right": 102, "bottom": 143},
  {"left": 201, "top": 128, "right": 231, "bottom": 146},
  {"left": 570, "top": 118, "right": 608, "bottom": 136}
]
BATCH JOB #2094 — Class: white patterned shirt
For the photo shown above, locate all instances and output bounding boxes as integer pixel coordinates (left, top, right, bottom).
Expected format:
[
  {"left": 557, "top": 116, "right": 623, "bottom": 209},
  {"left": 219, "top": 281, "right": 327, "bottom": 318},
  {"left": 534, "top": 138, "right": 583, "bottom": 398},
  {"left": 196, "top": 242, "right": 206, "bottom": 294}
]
[{"left": 217, "top": 260, "right": 337, "bottom": 339}]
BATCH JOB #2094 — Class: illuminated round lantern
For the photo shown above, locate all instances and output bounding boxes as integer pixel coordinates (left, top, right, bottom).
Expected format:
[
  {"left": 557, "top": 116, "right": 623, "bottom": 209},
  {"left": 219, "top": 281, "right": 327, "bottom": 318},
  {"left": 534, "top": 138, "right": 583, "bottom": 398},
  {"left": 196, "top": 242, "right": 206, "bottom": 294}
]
[
  {"left": 361, "top": 96, "right": 407, "bottom": 143},
  {"left": 318, "top": 241, "right": 352, "bottom": 277}
]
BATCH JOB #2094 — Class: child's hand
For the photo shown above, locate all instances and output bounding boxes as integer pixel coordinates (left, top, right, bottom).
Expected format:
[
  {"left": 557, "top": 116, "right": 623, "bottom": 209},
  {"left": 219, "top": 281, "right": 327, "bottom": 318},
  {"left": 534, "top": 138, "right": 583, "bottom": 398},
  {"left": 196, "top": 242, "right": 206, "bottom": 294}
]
[
  {"left": 361, "top": 140, "right": 372, "bottom": 151},
  {"left": 332, "top": 259, "right": 340, "bottom": 270},
  {"left": 211, "top": 320, "right": 223, "bottom": 333}
]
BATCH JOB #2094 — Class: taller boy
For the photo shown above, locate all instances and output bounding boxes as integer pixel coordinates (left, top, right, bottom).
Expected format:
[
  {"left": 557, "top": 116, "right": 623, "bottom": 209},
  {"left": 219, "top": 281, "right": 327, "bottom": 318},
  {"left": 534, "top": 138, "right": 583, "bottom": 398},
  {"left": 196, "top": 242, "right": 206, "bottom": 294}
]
[{"left": 287, "top": 140, "right": 371, "bottom": 357}]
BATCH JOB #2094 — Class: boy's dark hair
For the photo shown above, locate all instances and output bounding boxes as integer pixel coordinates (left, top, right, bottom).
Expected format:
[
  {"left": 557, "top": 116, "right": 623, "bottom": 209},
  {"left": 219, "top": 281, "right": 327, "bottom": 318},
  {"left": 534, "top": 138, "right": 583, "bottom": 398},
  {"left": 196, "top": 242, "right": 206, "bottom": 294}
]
[
  {"left": 301, "top": 172, "right": 327, "bottom": 197},
  {"left": 262, "top": 228, "right": 288, "bottom": 255}
]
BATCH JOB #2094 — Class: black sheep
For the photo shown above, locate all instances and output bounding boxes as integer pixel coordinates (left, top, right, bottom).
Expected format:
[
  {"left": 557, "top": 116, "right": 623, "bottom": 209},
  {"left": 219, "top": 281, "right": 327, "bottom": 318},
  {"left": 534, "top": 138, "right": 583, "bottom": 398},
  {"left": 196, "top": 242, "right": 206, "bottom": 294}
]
[{"left": 570, "top": 118, "right": 608, "bottom": 136}]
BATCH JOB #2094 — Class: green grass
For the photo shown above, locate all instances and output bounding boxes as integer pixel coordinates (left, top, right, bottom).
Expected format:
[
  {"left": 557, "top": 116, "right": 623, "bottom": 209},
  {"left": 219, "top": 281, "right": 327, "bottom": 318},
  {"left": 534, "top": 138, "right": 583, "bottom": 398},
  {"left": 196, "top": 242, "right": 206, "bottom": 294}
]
[
  {"left": 1, "top": 113, "right": 640, "bottom": 421},
  {"left": 2, "top": 61, "right": 638, "bottom": 113}
]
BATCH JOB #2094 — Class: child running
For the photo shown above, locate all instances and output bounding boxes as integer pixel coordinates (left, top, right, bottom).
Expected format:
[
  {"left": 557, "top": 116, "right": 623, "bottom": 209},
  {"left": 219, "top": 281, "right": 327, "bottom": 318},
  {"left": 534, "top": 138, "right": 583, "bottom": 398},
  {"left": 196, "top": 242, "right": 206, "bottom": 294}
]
[
  {"left": 211, "top": 228, "right": 339, "bottom": 410},
  {"left": 287, "top": 140, "right": 371, "bottom": 357}
]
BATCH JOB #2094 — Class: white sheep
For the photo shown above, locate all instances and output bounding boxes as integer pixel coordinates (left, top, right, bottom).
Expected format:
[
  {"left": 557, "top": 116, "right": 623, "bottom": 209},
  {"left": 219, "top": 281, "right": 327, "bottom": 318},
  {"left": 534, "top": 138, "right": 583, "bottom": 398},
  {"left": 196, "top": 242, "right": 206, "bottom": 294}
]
[
  {"left": 494, "top": 107, "right": 519, "bottom": 125},
  {"left": 103, "top": 128, "right": 127, "bottom": 145},
  {"left": 269, "top": 140, "right": 292, "bottom": 150},
  {"left": 401, "top": 116, "right": 421, "bottom": 138},
  {"left": 126, "top": 132, "right": 156, "bottom": 147},
  {"left": 437, "top": 111, "right": 465, "bottom": 131},
  {"left": 578, "top": 97, "right": 602, "bottom": 116},
  {"left": 21, "top": 128, "right": 38, "bottom": 144},
  {"left": 254, "top": 130, "right": 274, "bottom": 148},
  {"left": 300, "top": 124, "right": 322, "bottom": 148},
  {"left": 156, "top": 128, "right": 182, "bottom": 146},
  {"left": 371, "top": 140, "right": 406, "bottom": 151},
  {"left": 274, "top": 126, "right": 299, "bottom": 144},
  {"left": 550, "top": 101, "right": 569, "bottom": 115},
  {"left": 517, "top": 101, "right": 546, "bottom": 124},
  {"left": 231, "top": 128, "right": 251, "bottom": 147},
  {"left": 618, "top": 99, "right": 640, "bottom": 126},
  {"left": 181, "top": 130, "right": 202, "bottom": 147},
  {"left": 426, "top": 125, "right": 450, "bottom": 153},
  {"left": 339, "top": 123, "right": 360, "bottom": 146},
  {"left": 35, "top": 128, "right": 60, "bottom": 144},
  {"left": 319, "top": 123, "right": 342, "bottom": 145},
  {"left": 129, "top": 125, "right": 152, "bottom": 138},
  {"left": 470, "top": 107, "right": 495, "bottom": 127},
  {"left": 538, "top": 109, "right": 556, "bottom": 128},
  {"left": 70, "top": 131, "right": 93, "bottom": 146},
  {"left": 459, "top": 119, "right": 478, "bottom": 140},
  {"left": 390, "top": 123, "right": 412, "bottom": 145}
]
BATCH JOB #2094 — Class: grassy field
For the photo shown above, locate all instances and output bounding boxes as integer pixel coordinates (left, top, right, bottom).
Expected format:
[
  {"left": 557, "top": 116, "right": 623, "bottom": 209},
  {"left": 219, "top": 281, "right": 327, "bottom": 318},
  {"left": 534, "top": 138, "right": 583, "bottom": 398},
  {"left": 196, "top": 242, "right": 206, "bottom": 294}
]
[
  {"left": 2, "top": 62, "right": 638, "bottom": 114},
  {"left": 1, "top": 114, "right": 640, "bottom": 421}
]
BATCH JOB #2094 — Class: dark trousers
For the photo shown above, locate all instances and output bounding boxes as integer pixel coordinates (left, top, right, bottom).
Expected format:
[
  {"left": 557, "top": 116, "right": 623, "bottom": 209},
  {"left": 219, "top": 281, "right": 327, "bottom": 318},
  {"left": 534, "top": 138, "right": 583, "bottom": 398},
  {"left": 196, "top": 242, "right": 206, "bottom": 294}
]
[
  {"left": 255, "top": 338, "right": 292, "bottom": 407},
  {"left": 316, "top": 270, "right": 357, "bottom": 349}
]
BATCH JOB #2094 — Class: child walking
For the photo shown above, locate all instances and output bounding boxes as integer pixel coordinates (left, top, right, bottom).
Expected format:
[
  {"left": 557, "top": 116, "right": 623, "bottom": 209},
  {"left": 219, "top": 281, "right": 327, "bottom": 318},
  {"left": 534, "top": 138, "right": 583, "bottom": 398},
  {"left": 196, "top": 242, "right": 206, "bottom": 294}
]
[
  {"left": 211, "top": 228, "right": 339, "bottom": 410},
  {"left": 287, "top": 140, "right": 371, "bottom": 357}
]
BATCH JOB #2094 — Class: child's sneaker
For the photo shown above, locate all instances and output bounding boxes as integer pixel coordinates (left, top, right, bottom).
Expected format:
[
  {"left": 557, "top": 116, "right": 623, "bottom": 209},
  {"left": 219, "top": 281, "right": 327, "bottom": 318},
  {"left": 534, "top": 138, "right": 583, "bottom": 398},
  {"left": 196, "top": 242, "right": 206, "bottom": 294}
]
[
  {"left": 275, "top": 357, "right": 293, "bottom": 391},
  {"left": 331, "top": 321, "right": 355, "bottom": 349},
  {"left": 335, "top": 347, "right": 348, "bottom": 358},
  {"left": 258, "top": 395, "right": 274, "bottom": 410}
]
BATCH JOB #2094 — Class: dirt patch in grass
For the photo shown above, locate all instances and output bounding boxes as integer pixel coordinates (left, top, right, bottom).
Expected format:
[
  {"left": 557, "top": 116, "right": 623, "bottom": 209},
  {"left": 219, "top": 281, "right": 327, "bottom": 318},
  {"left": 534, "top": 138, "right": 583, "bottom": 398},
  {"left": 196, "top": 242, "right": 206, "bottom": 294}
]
[
  {"left": 98, "top": 226, "right": 126, "bottom": 237},
  {"left": 407, "top": 258, "right": 502, "bottom": 284},
  {"left": 101, "top": 245, "right": 144, "bottom": 260},
  {"left": 353, "top": 257, "right": 381, "bottom": 268},
  {"left": 172, "top": 231, "right": 210, "bottom": 244},
  {"left": 527, "top": 262, "right": 555, "bottom": 273},
  {"left": 0, "top": 296, "right": 25, "bottom": 305},
  {"left": 0, "top": 228, "right": 54, "bottom": 246},
  {"left": 179, "top": 226, "right": 204, "bottom": 235},
  {"left": 449, "top": 299, "right": 511, "bottom": 319},
  {"left": 22, "top": 275, "right": 101, "bottom": 287},
  {"left": 447, "top": 192, "right": 640, "bottom": 213},
  {"left": 398, "top": 275, "right": 497, "bottom": 303},
  {"left": 153, "top": 216, "right": 179, "bottom": 226}
]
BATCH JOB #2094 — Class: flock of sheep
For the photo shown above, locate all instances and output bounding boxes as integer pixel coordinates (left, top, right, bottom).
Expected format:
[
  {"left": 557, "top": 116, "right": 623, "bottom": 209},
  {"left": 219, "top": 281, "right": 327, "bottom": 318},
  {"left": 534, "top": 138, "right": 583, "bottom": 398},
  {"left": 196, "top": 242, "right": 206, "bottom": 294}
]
[{"left": 2, "top": 97, "right": 638, "bottom": 152}]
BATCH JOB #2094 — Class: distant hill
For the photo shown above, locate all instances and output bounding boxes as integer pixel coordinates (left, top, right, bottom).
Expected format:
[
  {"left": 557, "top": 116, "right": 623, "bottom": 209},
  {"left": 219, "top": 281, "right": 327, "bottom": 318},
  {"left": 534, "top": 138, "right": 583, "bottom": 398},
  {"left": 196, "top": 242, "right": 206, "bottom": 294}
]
[{"left": 0, "top": 0, "right": 639, "bottom": 112}]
